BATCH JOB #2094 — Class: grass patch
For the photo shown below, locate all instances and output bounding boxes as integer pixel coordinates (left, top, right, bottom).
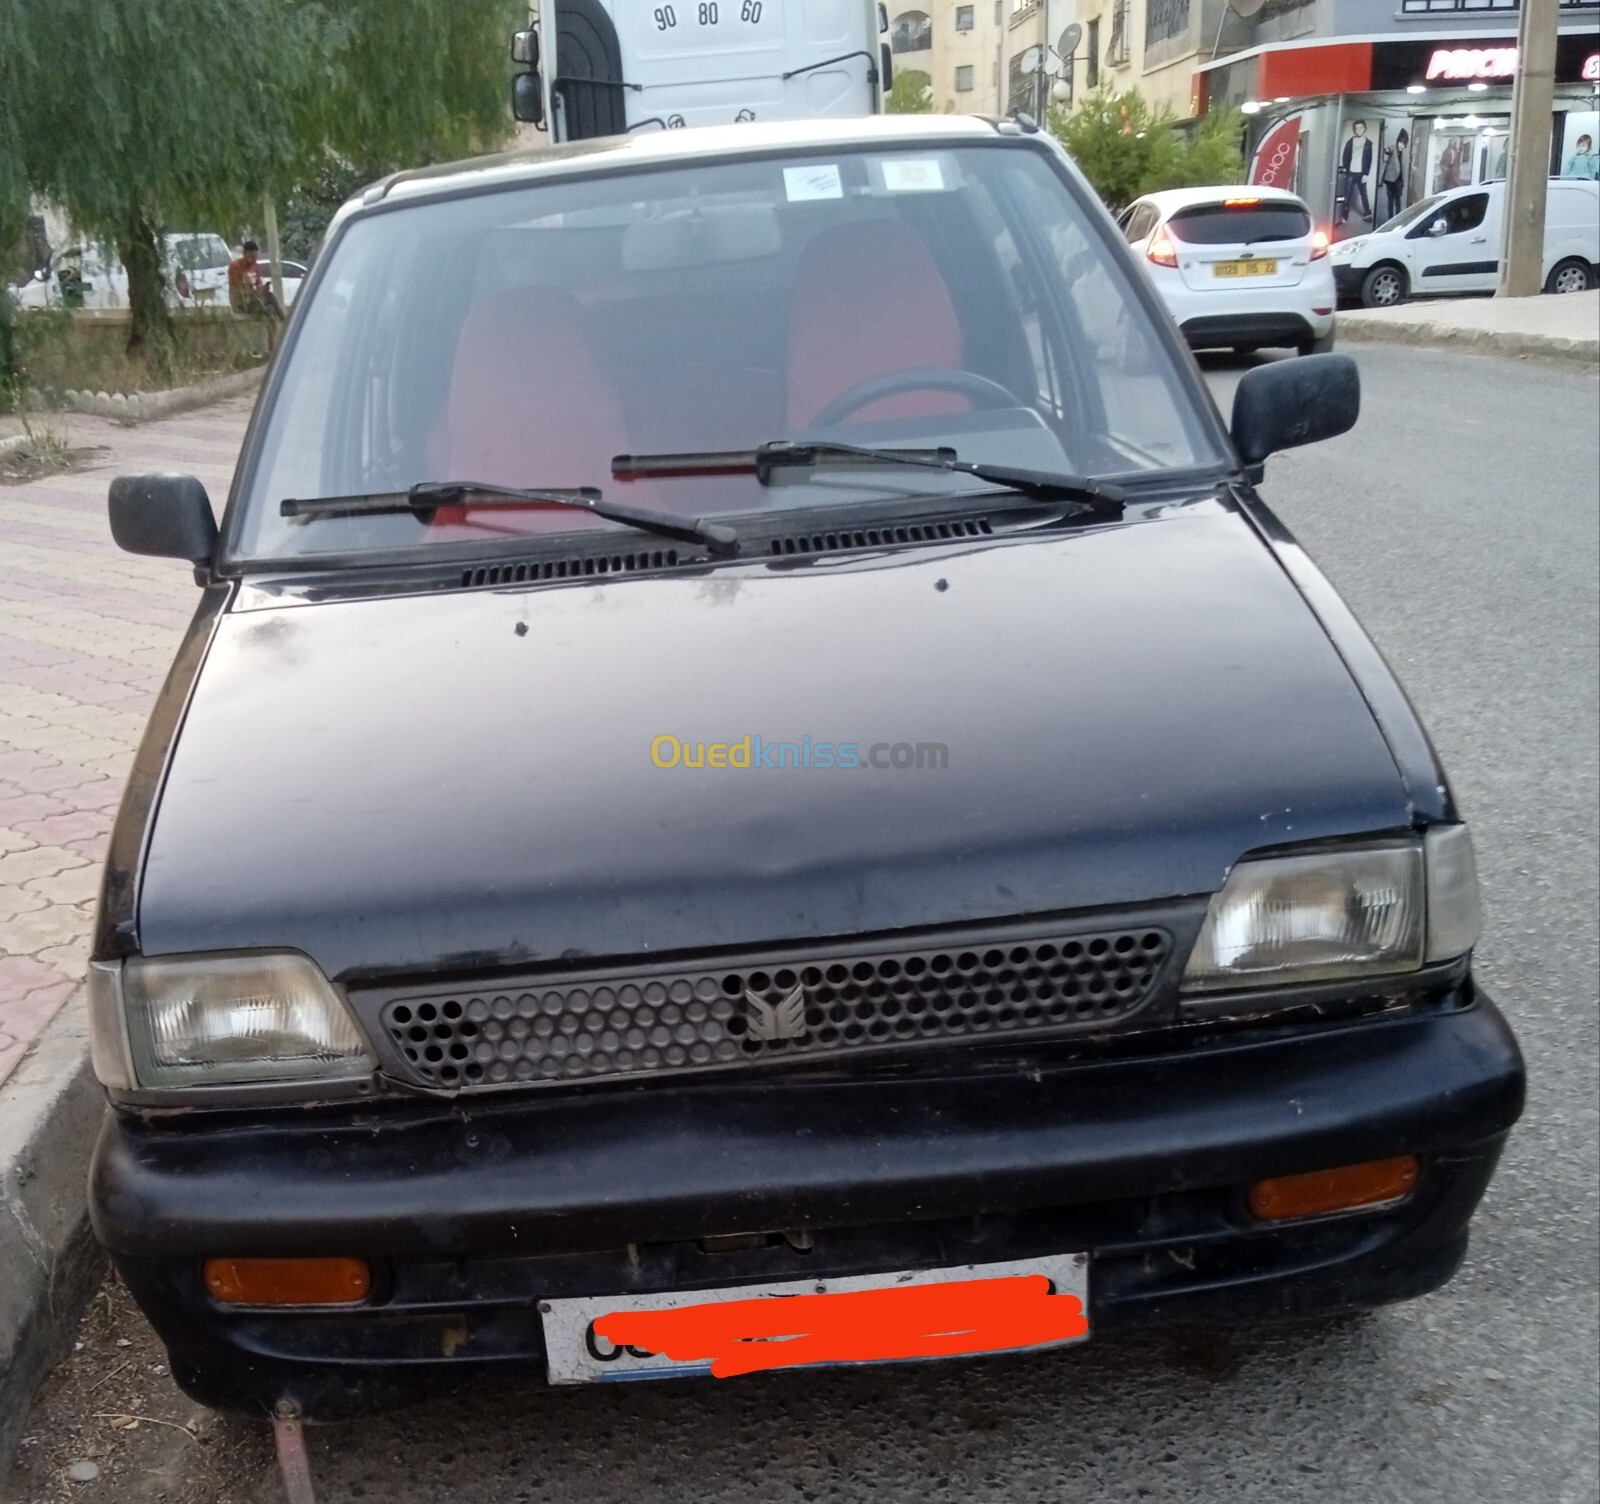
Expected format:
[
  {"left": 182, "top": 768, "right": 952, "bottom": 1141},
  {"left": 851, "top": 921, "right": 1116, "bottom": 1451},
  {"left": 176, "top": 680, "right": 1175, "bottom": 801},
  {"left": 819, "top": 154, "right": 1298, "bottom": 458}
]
[{"left": 15, "top": 309, "right": 268, "bottom": 398}]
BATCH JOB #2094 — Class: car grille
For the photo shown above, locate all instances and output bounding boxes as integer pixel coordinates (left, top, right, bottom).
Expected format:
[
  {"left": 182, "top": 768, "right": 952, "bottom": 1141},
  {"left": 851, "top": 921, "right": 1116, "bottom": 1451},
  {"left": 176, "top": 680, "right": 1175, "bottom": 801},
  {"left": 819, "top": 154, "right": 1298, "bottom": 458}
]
[{"left": 366, "top": 918, "right": 1178, "bottom": 1092}]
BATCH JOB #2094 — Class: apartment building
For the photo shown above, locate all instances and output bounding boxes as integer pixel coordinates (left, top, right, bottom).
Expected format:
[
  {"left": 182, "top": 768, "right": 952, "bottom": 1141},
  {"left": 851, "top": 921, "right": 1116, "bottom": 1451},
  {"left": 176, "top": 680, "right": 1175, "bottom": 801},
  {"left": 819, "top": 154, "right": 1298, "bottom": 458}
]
[{"left": 887, "top": 0, "right": 1072, "bottom": 117}]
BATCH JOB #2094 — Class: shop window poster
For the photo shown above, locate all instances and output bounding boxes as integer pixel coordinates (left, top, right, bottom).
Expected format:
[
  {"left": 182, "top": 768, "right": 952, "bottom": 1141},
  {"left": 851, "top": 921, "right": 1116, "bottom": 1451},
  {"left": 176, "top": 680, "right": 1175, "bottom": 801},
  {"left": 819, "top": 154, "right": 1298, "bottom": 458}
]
[
  {"left": 1333, "top": 109, "right": 1414, "bottom": 240},
  {"left": 1561, "top": 112, "right": 1599, "bottom": 179}
]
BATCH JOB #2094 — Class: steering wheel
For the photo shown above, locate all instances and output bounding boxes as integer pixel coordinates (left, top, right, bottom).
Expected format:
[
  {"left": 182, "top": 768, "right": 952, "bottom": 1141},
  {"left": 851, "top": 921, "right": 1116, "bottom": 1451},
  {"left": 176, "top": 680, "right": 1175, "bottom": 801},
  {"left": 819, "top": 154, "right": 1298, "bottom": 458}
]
[{"left": 809, "top": 368, "right": 1023, "bottom": 429}]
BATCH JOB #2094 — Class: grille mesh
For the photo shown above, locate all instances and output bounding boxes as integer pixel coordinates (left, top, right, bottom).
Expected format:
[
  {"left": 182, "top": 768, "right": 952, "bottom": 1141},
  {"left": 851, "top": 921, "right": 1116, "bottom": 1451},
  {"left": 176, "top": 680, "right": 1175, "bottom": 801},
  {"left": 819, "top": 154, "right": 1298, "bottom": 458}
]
[{"left": 376, "top": 925, "right": 1173, "bottom": 1091}]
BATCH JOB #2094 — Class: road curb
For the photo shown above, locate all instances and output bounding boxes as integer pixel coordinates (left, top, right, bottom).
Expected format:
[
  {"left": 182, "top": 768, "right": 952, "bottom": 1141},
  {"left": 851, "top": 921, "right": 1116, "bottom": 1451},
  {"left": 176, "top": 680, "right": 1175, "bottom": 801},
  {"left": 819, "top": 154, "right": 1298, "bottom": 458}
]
[
  {"left": 1336, "top": 316, "right": 1600, "bottom": 366},
  {"left": 0, "top": 992, "right": 105, "bottom": 1476},
  {"left": 28, "top": 365, "right": 266, "bottom": 424}
]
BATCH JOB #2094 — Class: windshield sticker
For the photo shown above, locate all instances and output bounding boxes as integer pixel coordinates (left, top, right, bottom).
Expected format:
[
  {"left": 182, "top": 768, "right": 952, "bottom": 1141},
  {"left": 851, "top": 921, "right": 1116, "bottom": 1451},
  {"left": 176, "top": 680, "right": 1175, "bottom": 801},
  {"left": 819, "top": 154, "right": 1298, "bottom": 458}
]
[
  {"left": 783, "top": 164, "right": 843, "bottom": 201},
  {"left": 880, "top": 158, "right": 945, "bottom": 193}
]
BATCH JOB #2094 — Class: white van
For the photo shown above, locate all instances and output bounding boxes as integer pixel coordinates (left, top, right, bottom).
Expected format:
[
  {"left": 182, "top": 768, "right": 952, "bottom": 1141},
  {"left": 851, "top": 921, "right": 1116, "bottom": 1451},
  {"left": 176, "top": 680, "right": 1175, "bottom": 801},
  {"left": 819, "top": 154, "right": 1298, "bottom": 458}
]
[
  {"left": 1330, "top": 178, "right": 1599, "bottom": 307},
  {"left": 510, "top": 0, "right": 888, "bottom": 141}
]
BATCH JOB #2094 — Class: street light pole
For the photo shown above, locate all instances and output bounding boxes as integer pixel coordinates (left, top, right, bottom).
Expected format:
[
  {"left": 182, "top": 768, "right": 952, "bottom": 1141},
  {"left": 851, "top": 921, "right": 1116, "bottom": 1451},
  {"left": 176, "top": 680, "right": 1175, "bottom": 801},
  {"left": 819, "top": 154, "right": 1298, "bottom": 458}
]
[{"left": 1498, "top": 0, "right": 1558, "bottom": 297}]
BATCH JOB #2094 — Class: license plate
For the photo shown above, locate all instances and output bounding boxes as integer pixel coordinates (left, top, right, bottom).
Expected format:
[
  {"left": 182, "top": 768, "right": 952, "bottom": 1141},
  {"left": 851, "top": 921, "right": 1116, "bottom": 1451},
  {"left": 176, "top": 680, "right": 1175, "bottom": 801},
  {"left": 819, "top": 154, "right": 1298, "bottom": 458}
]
[
  {"left": 541, "top": 1252, "right": 1090, "bottom": 1385},
  {"left": 1213, "top": 259, "right": 1278, "bottom": 278}
]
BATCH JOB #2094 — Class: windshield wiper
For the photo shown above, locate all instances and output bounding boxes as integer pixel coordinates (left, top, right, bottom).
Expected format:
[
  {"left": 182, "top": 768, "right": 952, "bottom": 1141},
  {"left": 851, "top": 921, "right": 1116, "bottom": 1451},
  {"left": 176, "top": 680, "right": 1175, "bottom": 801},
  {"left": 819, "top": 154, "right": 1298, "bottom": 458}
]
[
  {"left": 279, "top": 482, "right": 739, "bottom": 556},
  {"left": 612, "top": 441, "right": 1126, "bottom": 516}
]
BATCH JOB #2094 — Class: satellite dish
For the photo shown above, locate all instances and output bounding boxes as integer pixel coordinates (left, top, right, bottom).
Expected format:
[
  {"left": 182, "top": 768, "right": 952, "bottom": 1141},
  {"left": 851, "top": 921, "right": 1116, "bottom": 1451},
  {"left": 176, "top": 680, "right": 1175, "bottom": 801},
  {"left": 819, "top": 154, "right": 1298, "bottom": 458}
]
[
  {"left": 1020, "top": 45, "right": 1041, "bottom": 74},
  {"left": 1059, "top": 23, "right": 1081, "bottom": 57}
]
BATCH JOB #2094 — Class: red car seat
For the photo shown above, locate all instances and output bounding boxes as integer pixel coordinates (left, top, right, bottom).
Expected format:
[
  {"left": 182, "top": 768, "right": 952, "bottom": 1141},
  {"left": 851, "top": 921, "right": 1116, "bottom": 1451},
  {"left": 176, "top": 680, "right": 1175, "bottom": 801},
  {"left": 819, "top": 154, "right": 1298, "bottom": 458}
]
[{"left": 786, "top": 219, "right": 968, "bottom": 431}]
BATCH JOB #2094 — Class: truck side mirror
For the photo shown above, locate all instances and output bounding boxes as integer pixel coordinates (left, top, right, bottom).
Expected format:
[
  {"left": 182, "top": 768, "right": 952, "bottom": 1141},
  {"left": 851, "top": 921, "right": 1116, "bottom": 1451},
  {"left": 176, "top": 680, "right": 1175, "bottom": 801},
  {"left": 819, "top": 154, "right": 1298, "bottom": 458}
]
[
  {"left": 511, "top": 29, "right": 539, "bottom": 65},
  {"left": 878, "top": 3, "right": 889, "bottom": 32},
  {"left": 1230, "top": 354, "right": 1360, "bottom": 472},
  {"left": 512, "top": 72, "right": 545, "bottom": 127},
  {"left": 881, "top": 42, "right": 894, "bottom": 91},
  {"left": 108, "top": 474, "right": 218, "bottom": 567}
]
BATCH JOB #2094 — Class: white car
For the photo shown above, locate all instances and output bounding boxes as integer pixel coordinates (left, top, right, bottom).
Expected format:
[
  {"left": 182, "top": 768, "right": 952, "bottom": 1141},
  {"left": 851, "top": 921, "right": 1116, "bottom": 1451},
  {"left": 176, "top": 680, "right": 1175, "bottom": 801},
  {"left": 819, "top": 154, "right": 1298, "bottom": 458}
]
[
  {"left": 10, "top": 233, "right": 236, "bottom": 311},
  {"left": 1116, "top": 186, "right": 1335, "bottom": 356},
  {"left": 1331, "top": 178, "right": 1599, "bottom": 308}
]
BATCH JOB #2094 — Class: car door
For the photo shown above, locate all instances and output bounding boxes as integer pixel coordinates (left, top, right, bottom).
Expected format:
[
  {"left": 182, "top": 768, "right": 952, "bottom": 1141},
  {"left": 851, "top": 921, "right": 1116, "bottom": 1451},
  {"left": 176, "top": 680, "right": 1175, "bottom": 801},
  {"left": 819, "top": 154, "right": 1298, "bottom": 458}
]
[{"left": 1407, "top": 189, "right": 1498, "bottom": 293}]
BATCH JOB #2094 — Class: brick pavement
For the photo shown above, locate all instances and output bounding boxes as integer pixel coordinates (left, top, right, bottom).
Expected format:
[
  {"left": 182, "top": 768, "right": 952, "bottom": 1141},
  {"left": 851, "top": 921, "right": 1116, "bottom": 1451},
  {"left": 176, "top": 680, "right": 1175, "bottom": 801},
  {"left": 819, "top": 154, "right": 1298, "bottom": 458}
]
[{"left": 0, "top": 398, "right": 253, "bottom": 1086}]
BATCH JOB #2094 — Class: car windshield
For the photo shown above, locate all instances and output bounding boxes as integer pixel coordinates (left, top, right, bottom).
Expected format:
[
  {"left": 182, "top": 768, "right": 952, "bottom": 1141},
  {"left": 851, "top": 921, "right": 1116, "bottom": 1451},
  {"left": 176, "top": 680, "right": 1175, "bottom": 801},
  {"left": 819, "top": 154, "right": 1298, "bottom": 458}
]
[
  {"left": 1375, "top": 195, "right": 1444, "bottom": 234},
  {"left": 231, "top": 141, "right": 1224, "bottom": 564}
]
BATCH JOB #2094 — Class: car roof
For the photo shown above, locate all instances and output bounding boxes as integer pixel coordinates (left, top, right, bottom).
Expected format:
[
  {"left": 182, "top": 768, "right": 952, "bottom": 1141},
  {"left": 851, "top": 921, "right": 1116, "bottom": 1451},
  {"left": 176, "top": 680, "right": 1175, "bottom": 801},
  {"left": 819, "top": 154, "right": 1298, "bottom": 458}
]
[
  {"left": 342, "top": 114, "right": 1014, "bottom": 219},
  {"left": 1135, "top": 185, "right": 1309, "bottom": 214}
]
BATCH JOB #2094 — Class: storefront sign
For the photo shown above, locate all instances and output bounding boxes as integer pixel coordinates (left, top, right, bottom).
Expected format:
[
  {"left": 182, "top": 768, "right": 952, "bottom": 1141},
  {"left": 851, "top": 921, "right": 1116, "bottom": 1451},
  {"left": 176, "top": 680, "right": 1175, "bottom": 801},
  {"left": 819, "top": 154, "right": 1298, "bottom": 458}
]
[
  {"left": 1584, "top": 53, "right": 1600, "bottom": 83},
  {"left": 1426, "top": 46, "right": 1518, "bottom": 82},
  {"left": 1249, "top": 114, "right": 1302, "bottom": 190}
]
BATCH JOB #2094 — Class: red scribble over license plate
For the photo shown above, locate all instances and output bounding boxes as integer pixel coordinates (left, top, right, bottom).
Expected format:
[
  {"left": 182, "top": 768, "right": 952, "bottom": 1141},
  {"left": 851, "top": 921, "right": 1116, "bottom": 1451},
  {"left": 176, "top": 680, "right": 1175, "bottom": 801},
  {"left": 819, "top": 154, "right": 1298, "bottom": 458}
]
[{"left": 540, "top": 1253, "right": 1089, "bottom": 1384}]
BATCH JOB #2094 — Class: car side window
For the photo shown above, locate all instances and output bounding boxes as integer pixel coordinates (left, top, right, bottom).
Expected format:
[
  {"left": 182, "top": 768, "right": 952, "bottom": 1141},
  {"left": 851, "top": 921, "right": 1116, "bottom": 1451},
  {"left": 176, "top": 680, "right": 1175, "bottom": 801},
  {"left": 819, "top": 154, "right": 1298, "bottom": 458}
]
[
  {"left": 1414, "top": 193, "right": 1489, "bottom": 238},
  {"left": 1123, "top": 205, "right": 1155, "bottom": 243},
  {"left": 1444, "top": 193, "right": 1488, "bottom": 234}
]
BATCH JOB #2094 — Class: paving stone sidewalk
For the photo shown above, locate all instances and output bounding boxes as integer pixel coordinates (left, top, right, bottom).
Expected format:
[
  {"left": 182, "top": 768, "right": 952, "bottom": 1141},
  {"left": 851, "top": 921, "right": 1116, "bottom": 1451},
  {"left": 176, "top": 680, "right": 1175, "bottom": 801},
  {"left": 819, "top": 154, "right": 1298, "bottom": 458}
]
[{"left": 0, "top": 398, "right": 253, "bottom": 1087}]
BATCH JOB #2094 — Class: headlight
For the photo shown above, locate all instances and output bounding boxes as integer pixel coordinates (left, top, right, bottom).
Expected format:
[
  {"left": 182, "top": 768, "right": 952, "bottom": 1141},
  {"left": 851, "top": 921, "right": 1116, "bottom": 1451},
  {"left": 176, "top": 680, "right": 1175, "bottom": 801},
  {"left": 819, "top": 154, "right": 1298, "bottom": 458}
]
[
  {"left": 1331, "top": 238, "right": 1364, "bottom": 259},
  {"left": 88, "top": 951, "right": 375, "bottom": 1091},
  {"left": 1182, "top": 828, "right": 1479, "bottom": 994}
]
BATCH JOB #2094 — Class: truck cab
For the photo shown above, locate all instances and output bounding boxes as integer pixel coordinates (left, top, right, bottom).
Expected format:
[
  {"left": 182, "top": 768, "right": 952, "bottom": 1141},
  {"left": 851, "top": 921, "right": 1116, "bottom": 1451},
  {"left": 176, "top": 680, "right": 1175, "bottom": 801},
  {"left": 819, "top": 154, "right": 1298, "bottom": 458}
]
[{"left": 511, "top": 0, "right": 890, "bottom": 141}]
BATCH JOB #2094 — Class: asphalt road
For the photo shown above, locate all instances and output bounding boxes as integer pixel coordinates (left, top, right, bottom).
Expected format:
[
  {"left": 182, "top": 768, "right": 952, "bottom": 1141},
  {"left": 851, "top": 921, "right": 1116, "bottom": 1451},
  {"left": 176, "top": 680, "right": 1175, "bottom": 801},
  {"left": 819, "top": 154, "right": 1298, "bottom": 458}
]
[{"left": 9, "top": 344, "right": 1599, "bottom": 1504}]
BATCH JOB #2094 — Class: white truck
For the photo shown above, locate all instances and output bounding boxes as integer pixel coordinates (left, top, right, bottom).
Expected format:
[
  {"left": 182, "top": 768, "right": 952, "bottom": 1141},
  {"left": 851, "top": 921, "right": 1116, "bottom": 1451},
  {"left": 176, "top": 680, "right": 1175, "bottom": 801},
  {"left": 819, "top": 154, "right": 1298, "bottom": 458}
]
[{"left": 510, "top": 0, "right": 890, "bottom": 142}]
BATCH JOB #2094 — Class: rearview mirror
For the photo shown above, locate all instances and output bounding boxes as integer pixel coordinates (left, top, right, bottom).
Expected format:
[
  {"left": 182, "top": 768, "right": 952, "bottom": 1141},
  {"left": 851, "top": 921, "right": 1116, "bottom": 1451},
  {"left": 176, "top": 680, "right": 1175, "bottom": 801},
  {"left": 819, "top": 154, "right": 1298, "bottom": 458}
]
[
  {"left": 1230, "top": 354, "right": 1359, "bottom": 471},
  {"left": 511, "top": 71, "right": 545, "bottom": 127},
  {"left": 1427, "top": 218, "right": 1448, "bottom": 237},
  {"left": 108, "top": 474, "right": 218, "bottom": 567},
  {"left": 511, "top": 28, "right": 539, "bottom": 65}
]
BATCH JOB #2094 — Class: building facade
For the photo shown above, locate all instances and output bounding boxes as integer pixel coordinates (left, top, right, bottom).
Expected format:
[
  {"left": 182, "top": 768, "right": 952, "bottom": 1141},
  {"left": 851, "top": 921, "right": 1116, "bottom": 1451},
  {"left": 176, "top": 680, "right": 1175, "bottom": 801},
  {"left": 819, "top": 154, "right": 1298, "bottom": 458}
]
[{"left": 1200, "top": 6, "right": 1600, "bottom": 244}]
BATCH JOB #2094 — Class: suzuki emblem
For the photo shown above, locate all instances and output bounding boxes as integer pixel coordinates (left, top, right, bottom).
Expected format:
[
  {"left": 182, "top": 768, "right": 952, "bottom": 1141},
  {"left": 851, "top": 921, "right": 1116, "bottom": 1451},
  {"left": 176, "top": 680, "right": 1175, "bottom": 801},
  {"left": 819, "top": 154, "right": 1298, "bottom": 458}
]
[{"left": 743, "top": 984, "right": 807, "bottom": 1042}]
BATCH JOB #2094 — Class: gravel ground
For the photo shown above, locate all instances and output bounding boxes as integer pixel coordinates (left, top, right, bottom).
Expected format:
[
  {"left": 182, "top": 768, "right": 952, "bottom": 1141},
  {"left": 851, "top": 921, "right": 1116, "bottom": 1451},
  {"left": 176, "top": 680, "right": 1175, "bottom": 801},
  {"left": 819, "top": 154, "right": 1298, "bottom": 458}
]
[{"left": 3, "top": 343, "right": 1596, "bottom": 1504}]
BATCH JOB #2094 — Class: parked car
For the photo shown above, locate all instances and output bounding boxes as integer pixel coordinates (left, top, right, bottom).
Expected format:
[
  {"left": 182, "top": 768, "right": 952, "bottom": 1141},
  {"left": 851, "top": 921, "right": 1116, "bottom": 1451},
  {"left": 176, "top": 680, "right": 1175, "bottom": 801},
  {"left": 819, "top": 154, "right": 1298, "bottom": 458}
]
[
  {"left": 1117, "top": 185, "right": 1335, "bottom": 355},
  {"left": 93, "top": 116, "right": 1522, "bottom": 1422},
  {"left": 1331, "top": 178, "right": 1600, "bottom": 308},
  {"left": 259, "top": 258, "right": 307, "bottom": 308},
  {"left": 10, "top": 232, "right": 235, "bottom": 311}
]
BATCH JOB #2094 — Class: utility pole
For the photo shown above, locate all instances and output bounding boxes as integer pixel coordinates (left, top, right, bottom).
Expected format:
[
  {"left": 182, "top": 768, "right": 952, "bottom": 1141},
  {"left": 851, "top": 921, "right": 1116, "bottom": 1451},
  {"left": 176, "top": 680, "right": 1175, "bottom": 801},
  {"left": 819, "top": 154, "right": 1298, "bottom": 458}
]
[
  {"left": 1498, "top": 0, "right": 1558, "bottom": 297},
  {"left": 263, "top": 197, "right": 286, "bottom": 312}
]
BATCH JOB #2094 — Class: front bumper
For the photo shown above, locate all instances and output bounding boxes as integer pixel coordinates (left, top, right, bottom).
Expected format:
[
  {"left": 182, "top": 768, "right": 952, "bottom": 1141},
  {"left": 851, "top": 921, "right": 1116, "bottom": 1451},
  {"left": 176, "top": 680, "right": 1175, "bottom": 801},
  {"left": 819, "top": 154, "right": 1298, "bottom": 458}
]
[
  {"left": 1332, "top": 263, "right": 1367, "bottom": 300},
  {"left": 93, "top": 985, "right": 1523, "bottom": 1417}
]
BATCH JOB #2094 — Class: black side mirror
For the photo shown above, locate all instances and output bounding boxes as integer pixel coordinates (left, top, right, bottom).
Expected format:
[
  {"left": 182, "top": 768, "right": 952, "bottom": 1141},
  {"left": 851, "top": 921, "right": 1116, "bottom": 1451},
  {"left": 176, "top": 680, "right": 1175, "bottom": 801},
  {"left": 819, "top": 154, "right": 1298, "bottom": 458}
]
[
  {"left": 1230, "top": 354, "right": 1359, "bottom": 472},
  {"left": 512, "top": 71, "right": 545, "bottom": 127},
  {"left": 109, "top": 474, "right": 218, "bottom": 567}
]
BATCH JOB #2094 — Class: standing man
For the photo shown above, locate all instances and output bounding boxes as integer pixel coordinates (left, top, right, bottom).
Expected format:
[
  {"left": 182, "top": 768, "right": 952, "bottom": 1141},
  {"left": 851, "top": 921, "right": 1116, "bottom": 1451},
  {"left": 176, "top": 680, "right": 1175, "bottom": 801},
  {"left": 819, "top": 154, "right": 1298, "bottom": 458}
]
[{"left": 1337, "top": 120, "right": 1374, "bottom": 226}]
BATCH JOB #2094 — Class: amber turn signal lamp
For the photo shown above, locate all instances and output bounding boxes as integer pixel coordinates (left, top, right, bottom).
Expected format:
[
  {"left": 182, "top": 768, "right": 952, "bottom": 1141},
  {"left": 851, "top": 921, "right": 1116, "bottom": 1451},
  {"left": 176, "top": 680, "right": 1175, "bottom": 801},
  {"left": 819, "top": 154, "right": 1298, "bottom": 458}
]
[
  {"left": 1248, "top": 1155, "right": 1420, "bottom": 1222},
  {"left": 204, "top": 1257, "right": 371, "bottom": 1306},
  {"left": 1147, "top": 233, "right": 1179, "bottom": 269}
]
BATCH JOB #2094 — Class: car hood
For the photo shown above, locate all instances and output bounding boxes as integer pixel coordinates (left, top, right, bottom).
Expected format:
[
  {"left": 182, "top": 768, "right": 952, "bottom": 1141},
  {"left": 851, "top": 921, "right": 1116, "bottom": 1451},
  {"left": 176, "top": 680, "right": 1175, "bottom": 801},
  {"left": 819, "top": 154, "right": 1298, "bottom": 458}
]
[{"left": 139, "top": 506, "right": 1410, "bottom": 979}]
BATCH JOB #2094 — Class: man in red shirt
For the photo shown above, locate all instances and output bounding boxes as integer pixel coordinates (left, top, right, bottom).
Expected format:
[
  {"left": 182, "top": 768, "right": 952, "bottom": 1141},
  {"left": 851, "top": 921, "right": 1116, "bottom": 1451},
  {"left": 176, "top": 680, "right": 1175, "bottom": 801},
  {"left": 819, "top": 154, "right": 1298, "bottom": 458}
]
[{"left": 227, "top": 240, "right": 285, "bottom": 321}]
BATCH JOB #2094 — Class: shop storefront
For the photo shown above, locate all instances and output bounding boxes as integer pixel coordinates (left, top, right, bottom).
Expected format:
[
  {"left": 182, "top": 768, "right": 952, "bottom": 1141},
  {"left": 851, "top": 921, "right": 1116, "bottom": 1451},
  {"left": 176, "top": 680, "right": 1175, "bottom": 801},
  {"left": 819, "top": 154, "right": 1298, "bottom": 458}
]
[{"left": 1198, "top": 32, "right": 1600, "bottom": 242}]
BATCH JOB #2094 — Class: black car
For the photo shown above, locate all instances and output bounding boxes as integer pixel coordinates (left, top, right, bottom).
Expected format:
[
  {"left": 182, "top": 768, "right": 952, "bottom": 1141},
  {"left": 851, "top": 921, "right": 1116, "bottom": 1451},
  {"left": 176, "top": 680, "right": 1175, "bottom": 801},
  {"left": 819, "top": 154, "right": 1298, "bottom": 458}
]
[{"left": 90, "top": 116, "right": 1523, "bottom": 1419}]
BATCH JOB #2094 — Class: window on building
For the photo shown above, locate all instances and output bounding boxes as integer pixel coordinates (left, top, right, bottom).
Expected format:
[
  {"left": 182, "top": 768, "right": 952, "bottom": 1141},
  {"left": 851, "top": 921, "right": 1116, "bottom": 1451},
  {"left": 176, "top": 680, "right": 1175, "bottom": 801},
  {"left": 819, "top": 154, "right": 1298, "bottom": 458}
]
[
  {"left": 955, "top": 63, "right": 975, "bottom": 90},
  {"left": 1086, "top": 18, "right": 1100, "bottom": 86},
  {"left": 1145, "top": 0, "right": 1190, "bottom": 48},
  {"left": 1106, "top": 0, "right": 1131, "bottom": 67},
  {"left": 956, "top": 4, "right": 975, "bottom": 29},
  {"left": 890, "top": 9, "right": 932, "bottom": 53}
]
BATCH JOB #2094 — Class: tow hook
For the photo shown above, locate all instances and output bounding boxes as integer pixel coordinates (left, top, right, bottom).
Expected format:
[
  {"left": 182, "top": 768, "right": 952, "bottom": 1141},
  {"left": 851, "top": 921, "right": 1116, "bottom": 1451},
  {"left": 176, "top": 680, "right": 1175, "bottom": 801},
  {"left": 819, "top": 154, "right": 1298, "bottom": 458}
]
[{"left": 272, "top": 1399, "right": 318, "bottom": 1504}]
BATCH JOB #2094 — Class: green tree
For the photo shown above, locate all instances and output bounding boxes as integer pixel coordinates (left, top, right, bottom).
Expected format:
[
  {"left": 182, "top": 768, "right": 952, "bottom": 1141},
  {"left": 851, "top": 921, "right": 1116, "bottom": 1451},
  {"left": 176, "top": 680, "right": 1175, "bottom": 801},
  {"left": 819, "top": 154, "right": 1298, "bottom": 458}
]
[
  {"left": 1050, "top": 88, "right": 1243, "bottom": 212},
  {"left": 11, "top": 0, "right": 519, "bottom": 363},
  {"left": 0, "top": 0, "right": 36, "bottom": 399},
  {"left": 886, "top": 68, "right": 934, "bottom": 115}
]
